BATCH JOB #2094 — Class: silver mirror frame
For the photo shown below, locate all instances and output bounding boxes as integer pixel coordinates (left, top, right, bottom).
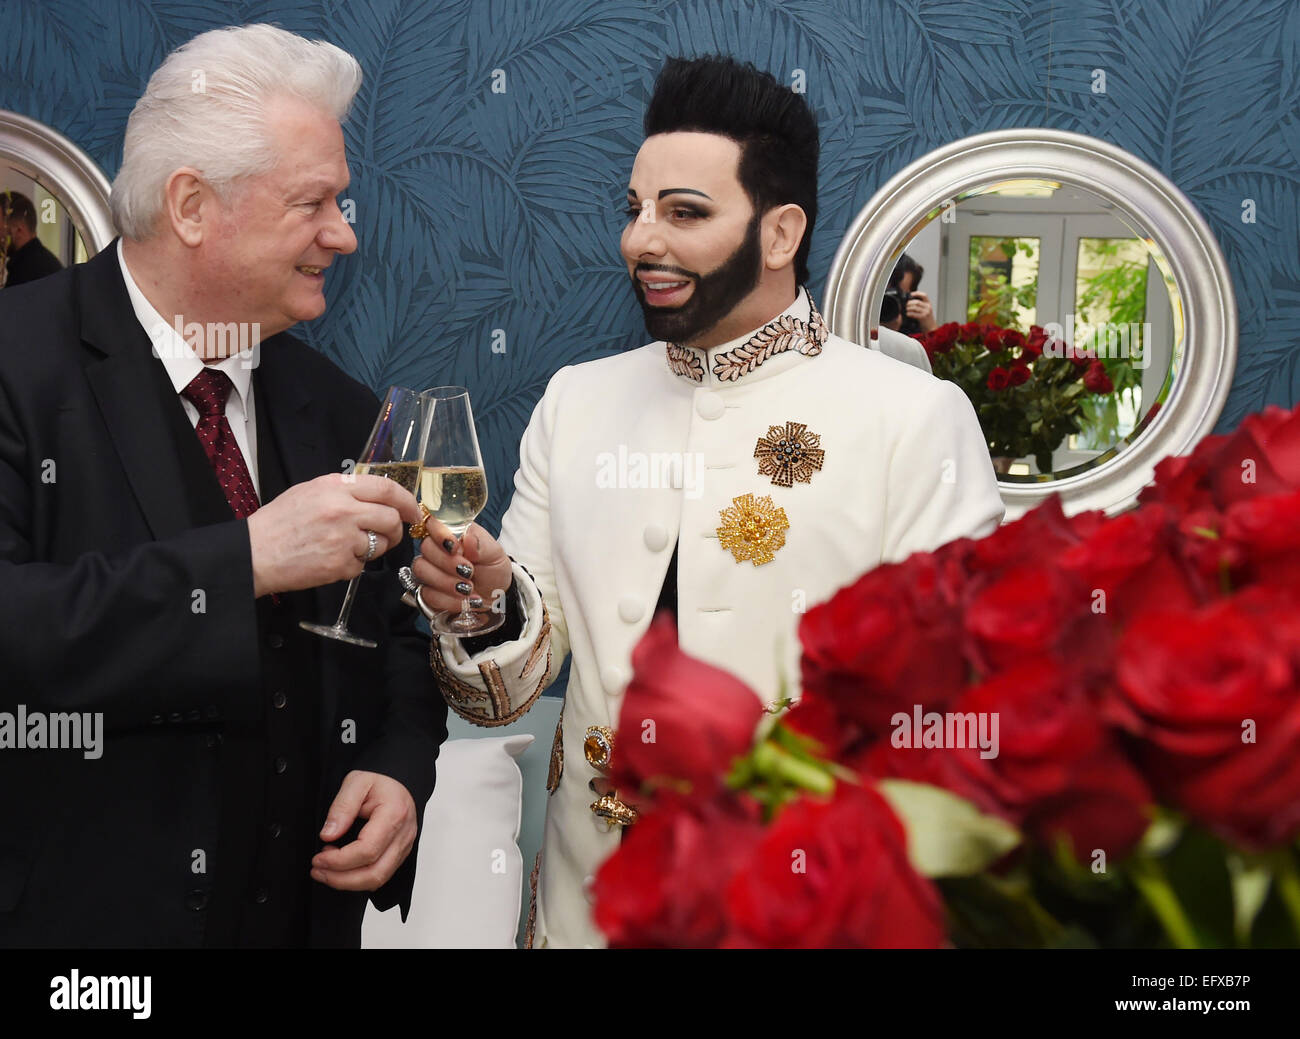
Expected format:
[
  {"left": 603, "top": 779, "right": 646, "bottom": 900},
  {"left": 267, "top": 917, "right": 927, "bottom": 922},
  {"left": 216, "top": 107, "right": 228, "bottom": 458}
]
[
  {"left": 824, "top": 128, "right": 1237, "bottom": 520},
  {"left": 0, "top": 109, "right": 114, "bottom": 255}
]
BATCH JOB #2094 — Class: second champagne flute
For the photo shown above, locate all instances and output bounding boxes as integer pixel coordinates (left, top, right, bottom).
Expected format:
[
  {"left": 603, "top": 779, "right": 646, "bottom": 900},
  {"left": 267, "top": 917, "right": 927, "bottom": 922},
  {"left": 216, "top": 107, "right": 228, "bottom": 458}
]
[
  {"left": 419, "top": 386, "right": 503, "bottom": 637},
  {"left": 299, "top": 384, "right": 428, "bottom": 648}
]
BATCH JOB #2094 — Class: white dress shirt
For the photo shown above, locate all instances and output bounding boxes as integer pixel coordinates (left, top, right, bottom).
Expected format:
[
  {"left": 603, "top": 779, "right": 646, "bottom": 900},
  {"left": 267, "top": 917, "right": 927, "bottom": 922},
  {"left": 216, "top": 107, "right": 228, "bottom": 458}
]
[{"left": 116, "top": 239, "right": 261, "bottom": 495}]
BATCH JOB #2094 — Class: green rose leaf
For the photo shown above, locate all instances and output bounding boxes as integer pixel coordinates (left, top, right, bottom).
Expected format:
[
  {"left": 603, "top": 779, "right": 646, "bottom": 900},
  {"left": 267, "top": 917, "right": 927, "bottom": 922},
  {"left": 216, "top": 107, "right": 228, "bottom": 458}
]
[
  {"left": 1225, "top": 853, "right": 1272, "bottom": 947},
  {"left": 878, "top": 779, "right": 1021, "bottom": 878}
]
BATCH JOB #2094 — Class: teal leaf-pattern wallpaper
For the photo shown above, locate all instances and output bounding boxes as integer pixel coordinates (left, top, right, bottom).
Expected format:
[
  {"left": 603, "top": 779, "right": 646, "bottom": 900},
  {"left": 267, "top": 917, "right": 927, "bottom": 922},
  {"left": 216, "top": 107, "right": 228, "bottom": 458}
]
[{"left": 2, "top": 0, "right": 1297, "bottom": 531}]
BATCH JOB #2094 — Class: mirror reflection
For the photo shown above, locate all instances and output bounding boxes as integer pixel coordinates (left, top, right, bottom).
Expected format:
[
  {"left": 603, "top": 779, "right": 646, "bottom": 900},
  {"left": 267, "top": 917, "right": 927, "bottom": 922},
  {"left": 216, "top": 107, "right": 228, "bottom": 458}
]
[
  {"left": 877, "top": 179, "right": 1181, "bottom": 481},
  {"left": 1, "top": 166, "right": 89, "bottom": 289}
]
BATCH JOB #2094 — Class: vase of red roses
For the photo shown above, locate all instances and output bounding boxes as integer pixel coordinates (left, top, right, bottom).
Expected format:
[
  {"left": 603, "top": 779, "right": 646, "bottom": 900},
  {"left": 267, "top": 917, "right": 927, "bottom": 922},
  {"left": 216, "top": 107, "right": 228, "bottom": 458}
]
[{"left": 917, "top": 321, "right": 1114, "bottom": 476}]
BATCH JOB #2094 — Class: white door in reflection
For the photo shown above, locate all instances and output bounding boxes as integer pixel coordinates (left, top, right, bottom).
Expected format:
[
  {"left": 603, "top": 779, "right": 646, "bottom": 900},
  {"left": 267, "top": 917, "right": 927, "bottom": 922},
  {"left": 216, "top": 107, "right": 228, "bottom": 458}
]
[{"left": 930, "top": 187, "right": 1177, "bottom": 477}]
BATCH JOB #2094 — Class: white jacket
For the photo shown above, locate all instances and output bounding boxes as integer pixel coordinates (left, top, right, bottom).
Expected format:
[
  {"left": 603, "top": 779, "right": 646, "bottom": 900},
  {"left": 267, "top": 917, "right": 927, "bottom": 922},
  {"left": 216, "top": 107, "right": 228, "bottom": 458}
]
[{"left": 429, "top": 289, "right": 1004, "bottom": 947}]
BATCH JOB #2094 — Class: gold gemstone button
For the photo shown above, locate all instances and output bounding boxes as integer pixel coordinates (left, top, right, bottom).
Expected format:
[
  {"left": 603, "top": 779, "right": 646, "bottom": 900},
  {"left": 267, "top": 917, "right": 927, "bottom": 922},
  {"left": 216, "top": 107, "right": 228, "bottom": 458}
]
[{"left": 583, "top": 725, "right": 614, "bottom": 769}]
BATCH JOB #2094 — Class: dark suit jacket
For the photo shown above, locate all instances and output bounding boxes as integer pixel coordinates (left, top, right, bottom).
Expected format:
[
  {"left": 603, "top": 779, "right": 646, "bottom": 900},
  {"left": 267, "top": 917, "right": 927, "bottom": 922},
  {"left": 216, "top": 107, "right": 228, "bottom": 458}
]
[
  {"left": 4, "top": 235, "right": 63, "bottom": 287},
  {"left": 0, "top": 243, "right": 447, "bottom": 947}
]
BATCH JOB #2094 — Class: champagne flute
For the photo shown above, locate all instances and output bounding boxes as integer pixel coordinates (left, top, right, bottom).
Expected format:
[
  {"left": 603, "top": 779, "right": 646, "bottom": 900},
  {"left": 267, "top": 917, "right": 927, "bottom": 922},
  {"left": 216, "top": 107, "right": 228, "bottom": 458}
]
[
  {"left": 419, "top": 386, "right": 503, "bottom": 636},
  {"left": 299, "top": 385, "right": 429, "bottom": 648}
]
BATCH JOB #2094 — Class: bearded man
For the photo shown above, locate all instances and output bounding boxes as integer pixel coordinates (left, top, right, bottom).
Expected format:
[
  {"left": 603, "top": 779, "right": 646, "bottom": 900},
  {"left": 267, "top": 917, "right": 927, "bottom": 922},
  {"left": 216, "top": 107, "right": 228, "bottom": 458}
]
[{"left": 410, "top": 55, "right": 1003, "bottom": 948}]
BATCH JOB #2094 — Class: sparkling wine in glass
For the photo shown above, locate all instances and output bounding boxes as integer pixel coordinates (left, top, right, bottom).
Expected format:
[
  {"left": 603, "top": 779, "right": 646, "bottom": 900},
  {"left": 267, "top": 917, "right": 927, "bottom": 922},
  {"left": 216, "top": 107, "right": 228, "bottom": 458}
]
[
  {"left": 420, "top": 386, "right": 503, "bottom": 636},
  {"left": 299, "top": 385, "right": 429, "bottom": 648}
]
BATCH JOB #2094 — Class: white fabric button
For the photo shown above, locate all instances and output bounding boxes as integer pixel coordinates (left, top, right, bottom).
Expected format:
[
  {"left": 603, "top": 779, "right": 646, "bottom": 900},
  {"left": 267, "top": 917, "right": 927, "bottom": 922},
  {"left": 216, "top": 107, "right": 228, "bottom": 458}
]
[
  {"left": 601, "top": 665, "right": 627, "bottom": 696},
  {"left": 643, "top": 523, "right": 669, "bottom": 552},
  {"left": 695, "top": 390, "right": 725, "bottom": 420},
  {"left": 618, "top": 596, "right": 644, "bottom": 624}
]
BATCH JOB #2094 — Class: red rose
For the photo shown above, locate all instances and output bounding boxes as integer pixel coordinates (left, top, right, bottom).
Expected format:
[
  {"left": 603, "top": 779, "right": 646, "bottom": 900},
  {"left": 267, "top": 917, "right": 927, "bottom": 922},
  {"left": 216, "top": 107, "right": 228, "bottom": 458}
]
[
  {"left": 959, "top": 321, "right": 983, "bottom": 341},
  {"left": 963, "top": 563, "right": 1088, "bottom": 675},
  {"left": 867, "top": 659, "right": 1153, "bottom": 861},
  {"left": 781, "top": 695, "right": 848, "bottom": 757},
  {"left": 1059, "top": 503, "right": 1204, "bottom": 627},
  {"left": 1041, "top": 332, "right": 1067, "bottom": 360},
  {"left": 1065, "top": 342, "right": 1094, "bottom": 368},
  {"left": 1207, "top": 405, "right": 1300, "bottom": 506},
  {"left": 1223, "top": 488, "right": 1300, "bottom": 590},
  {"left": 1000, "top": 329, "right": 1027, "bottom": 351},
  {"left": 1172, "top": 507, "right": 1246, "bottom": 591},
  {"left": 965, "top": 495, "right": 1097, "bottom": 576},
  {"left": 1111, "top": 600, "right": 1293, "bottom": 754},
  {"left": 983, "top": 327, "right": 1005, "bottom": 351},
  {"left": 799, "top": 552, "right": 968, "bottom": 738},
  {"left": 1141, "top": 447, "right": 1220, "bottom": 511},
  {"left": 955, "top": 658, "right": 1154, "bottom": 860},
  {"left": 724, "top": 783, "right": 946, "bottom": 948},
  {"left": 858, "top": 739, "right": 1007, "bottom": 825},
  {"left": 925, "top": 322, "right": 959, "bottom": 354},
  {"left": 1142, "top": 403, "right": 1300, "bottom": 512},
  {"left": 1008, "top": 363, "right": 1031, "bottom": 386},
  {"left": 1107, "top": 593, "right": 1300, "bottom": 848},
  {"left": 1083, "top": 360, "right": 1113, "bottom": 394},
  {"left": 1025, "top": 325, "right": 1048, "bottom": 356},
  {"left": 593, "top": 795, "right": 764, "bottom": 948},
  {"left": 987, "top": 366, "right": 1011, "bottom": 391},
  {"left": 610, "top": 613, "right": 764, "bottom": 801}
]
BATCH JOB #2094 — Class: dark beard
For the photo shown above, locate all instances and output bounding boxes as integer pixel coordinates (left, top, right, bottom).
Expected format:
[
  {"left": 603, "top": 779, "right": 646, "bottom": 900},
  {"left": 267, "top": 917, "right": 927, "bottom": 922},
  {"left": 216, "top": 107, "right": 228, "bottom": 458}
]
[{"left": 631, "top": 213, "right": 763, "bottom": 345}]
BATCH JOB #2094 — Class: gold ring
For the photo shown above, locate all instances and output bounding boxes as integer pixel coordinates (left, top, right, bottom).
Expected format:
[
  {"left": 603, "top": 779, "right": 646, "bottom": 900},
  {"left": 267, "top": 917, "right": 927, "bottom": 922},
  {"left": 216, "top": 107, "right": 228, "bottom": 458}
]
[{"left": 408, "top": 503, "right": 432, "bottom": 540}]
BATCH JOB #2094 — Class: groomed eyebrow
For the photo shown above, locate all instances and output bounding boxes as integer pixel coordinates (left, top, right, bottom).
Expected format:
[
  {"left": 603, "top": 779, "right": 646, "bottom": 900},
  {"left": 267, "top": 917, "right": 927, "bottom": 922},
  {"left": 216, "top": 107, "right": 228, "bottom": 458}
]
[{"left": 624, "top": 188, "right": 714, "bottom": 201}]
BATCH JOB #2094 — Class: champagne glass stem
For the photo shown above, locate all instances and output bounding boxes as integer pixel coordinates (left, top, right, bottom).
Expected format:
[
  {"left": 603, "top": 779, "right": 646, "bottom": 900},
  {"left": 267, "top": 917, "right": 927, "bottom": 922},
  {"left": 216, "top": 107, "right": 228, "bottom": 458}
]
[
  {"left": 334, "top": 575, "right": 362, "bottom": 630},
  {"left": 455, "top": 533, "right": 475, "bottom": 623}
]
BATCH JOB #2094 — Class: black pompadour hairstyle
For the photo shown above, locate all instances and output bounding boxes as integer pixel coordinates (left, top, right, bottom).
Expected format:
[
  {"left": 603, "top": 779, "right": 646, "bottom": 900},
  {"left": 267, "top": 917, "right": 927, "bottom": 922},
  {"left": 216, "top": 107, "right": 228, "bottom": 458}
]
[{"left": 644, "top": 55, "right": 819, "bottom": 286}]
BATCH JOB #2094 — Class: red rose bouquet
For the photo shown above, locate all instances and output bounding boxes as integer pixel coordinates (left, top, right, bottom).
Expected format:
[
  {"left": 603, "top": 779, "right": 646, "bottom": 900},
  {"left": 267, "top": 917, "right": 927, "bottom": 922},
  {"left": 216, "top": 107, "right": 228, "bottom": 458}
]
[
  {"left": 593, "top": 402, "right": 1300, "bottom": 948},
  {"left": 916, "top": 321, "right": 1112, "bottom": 474}
]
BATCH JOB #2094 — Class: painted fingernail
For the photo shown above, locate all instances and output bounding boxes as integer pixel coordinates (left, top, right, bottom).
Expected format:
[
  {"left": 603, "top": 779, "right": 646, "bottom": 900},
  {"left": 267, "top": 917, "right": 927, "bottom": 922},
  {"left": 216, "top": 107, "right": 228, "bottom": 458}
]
[
  {"left": 468, "top": 597, "right": 483, "bottom": 609},
  {"left": 456, "top": 581, "right": 472, "bottom": 595},
  {"left": 443, "top": 538, "right": 456, "bottom": 553},
  {"left": 456, "top": 563, "right": 473, "bottom": 578}
]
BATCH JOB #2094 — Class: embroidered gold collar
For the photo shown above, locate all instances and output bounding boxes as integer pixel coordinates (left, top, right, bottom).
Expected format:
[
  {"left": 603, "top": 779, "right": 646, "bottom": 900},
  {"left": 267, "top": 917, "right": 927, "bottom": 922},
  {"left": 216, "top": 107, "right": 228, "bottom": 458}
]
[{"left": 665, "top": 288, "right": 828, "bottom": 384}]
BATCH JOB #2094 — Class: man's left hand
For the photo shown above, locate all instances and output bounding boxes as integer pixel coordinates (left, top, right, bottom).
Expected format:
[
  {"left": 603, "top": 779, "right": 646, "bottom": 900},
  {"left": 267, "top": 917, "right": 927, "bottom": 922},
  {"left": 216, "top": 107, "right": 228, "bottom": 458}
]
[{"left": 311, "top": 770, "right": 417, "bottom": 891}]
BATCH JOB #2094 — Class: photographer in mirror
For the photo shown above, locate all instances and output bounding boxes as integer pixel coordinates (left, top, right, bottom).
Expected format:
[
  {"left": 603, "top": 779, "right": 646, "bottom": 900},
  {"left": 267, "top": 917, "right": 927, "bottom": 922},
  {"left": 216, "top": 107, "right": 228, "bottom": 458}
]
[{"left": 879, "top": 252, "right": 936, "bottom": 336}]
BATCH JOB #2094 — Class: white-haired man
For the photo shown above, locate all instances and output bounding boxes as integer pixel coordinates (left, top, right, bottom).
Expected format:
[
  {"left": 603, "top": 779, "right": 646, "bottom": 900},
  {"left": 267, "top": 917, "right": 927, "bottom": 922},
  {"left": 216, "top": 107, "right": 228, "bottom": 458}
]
[{"left": 0, "top": 25, "right": 446, "bottom": 948}]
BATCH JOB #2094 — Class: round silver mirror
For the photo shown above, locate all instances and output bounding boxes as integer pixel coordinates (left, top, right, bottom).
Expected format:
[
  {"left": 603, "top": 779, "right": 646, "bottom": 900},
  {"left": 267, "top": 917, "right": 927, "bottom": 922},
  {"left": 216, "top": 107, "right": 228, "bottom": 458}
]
[
  {"left": 825, "top": 129, "right": 1236, "bottom": 520},
  {"left": 0, "top": 109, "right": 113, "bottom": 279}
]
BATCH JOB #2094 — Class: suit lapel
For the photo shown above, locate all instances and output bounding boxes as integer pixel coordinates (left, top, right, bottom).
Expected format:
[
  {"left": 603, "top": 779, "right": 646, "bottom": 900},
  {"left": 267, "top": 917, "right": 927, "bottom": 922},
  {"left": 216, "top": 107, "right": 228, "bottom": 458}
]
[
  {"left": 253, "top": 335, "right": 353, "bottom": 749},
  {"left": 79, "top": 243, "right": 197, "bottom": 541},
  {"left": 252, "top": 338, "right": 333, "bottom": 490}
]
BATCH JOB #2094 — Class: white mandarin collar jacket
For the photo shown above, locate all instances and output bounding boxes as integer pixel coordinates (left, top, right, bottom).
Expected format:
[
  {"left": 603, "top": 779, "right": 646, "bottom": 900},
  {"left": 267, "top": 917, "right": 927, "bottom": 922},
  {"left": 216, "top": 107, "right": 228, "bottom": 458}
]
[{"left": 430, "top": 288, "right": 1004, "bottom": 948}]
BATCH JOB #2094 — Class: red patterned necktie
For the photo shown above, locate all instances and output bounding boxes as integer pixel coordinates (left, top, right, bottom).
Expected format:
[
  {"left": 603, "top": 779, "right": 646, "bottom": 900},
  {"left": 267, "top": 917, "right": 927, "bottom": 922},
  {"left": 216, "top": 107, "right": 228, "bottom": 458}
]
[{"left": 181, "top": 368, "right": 261, "bottom": 519}]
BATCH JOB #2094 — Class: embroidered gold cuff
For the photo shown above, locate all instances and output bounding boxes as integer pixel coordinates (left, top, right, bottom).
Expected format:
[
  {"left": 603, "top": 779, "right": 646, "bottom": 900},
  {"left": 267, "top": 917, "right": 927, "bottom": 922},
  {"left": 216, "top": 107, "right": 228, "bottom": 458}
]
[{"left": 428, "top": 574, "right": 553, "bottom": 727}]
